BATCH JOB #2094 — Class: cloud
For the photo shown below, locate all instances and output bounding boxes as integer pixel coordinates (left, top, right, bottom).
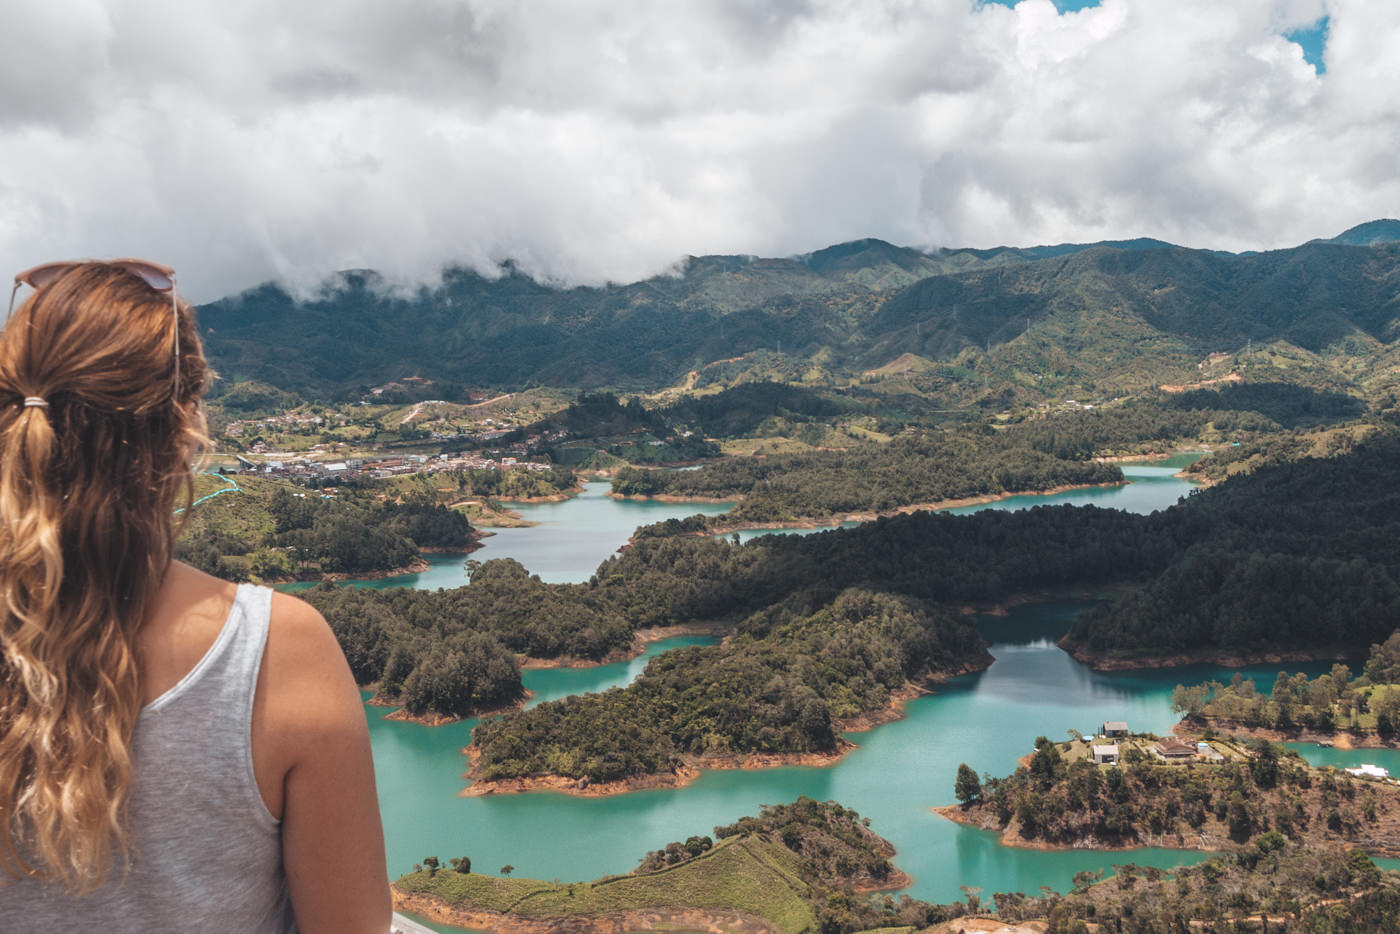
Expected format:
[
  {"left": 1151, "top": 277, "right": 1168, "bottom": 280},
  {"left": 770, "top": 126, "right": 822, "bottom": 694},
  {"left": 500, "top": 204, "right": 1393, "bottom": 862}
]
[{"left": 0, "top": 0, "right": 1396, "bottom": 301}]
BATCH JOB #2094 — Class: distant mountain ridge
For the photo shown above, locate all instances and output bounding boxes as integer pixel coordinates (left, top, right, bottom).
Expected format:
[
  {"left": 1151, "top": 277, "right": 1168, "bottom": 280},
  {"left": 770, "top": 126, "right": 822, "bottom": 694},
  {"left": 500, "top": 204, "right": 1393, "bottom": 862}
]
[
  {"left": 1315, "top": 218, "right": 1400, "bottom": 247},
  {"left": 198, "top": 221, "right": 1400, "bottom": 401}
]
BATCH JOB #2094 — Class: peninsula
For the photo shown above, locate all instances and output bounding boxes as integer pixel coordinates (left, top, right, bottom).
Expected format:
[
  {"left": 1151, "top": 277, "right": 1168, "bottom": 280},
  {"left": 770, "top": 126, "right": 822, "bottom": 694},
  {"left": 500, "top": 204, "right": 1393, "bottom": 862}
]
[
  {"left": 936, "top": 734, "right": 1400, "bottom": 857},
  {"left": 392, "top": 798, "right": 915, "bottom": 934},
  {"left": 1168, "top": 629, "right": 1400, "bottom": 750}
]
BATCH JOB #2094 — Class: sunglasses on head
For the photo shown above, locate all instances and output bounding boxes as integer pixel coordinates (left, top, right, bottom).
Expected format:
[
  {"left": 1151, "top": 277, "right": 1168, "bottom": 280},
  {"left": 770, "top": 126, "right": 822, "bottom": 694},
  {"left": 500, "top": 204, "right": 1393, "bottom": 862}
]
[{"left": 7, "top": 258, "right": 181, "bottom": 398}]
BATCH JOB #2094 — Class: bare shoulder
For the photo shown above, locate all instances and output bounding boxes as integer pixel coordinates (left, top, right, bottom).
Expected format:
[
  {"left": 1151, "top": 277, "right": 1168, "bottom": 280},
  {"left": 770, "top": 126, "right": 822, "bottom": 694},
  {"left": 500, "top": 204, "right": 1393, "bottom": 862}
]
[
  {"left": 252, "top": 593, "right": 389, "bottom": 928},
  {"left": 258, "top": 591, "right": 363, "bottom": 743},
  {"left": 267, "top": 591, "right": 343, "bottom": 661}
]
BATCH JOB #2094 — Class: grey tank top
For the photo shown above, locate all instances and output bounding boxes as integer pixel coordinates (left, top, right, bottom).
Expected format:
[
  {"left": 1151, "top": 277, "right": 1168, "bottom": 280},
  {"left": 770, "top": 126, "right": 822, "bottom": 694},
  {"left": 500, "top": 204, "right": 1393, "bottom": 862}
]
[{"left": 1, "top": 583, "right": 299, "bottom": 932}]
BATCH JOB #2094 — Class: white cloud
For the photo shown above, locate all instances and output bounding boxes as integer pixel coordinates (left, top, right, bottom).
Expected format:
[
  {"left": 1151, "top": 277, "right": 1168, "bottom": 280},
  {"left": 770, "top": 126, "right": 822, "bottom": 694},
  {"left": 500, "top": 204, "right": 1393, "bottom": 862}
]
[{"left": 0, "top": 0, "right": 1396, "bottom": 301}]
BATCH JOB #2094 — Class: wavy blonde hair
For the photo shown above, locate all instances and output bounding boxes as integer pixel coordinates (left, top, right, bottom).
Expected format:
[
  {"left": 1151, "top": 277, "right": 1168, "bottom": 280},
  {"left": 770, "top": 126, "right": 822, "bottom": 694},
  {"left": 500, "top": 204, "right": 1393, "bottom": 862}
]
[{"left": 0, "top": 263, "right": 209, "bottom": 891}]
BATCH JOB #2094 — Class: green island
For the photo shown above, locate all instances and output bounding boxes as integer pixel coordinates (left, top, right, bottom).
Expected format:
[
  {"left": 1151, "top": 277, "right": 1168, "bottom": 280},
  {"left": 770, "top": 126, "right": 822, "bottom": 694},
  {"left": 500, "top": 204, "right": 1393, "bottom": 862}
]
[
  {"left": 1170, "top": 629, "right": 1400, "bottom": 746},
  {"left": 939, "top": 736, "right": 1400, "bottom": 857},
  {"left": 1058, "top": 430, "right": 1400, "bottom": 669},
  {"left": 610, "top": 426, "right": 1125, "bottom": 527},
  {"left": 391, "top": 795, "right": 1400, "bottom": 934},
  {"left": 305, "top": 559, "right": 632, "bottom": 722},
  {"left": 466, "top": 589, "right": 988, "bottom": 791}
]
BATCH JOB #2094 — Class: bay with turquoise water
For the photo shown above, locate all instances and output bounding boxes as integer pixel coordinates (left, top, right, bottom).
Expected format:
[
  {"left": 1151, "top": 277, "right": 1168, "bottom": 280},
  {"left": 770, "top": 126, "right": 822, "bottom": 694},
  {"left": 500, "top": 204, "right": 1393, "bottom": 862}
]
[
  {"left": 308, "top": 481, "right": 733, "bottom": 590},
  {"left": 364, "top": 455, "right": 1394, "bottom": 932}
]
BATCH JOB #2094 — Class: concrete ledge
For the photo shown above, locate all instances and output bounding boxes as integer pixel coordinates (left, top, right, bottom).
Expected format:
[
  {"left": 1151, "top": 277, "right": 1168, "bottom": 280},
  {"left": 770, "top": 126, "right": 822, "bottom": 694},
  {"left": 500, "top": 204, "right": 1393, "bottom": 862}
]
[{"left": 392, "top": 912, "right": 444, "bottom": 934}]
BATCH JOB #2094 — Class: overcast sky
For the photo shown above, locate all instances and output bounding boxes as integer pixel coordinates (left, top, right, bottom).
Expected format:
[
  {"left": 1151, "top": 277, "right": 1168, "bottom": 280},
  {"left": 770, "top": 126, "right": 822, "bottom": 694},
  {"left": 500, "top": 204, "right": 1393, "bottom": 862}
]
[{"left": 0, "top": 0, "right": 1395, "bottom": 301}]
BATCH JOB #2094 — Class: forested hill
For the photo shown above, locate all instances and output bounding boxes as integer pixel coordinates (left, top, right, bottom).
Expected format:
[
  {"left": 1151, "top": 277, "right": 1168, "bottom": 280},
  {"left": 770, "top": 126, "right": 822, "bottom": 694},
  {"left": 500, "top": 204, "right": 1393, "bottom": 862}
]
[{"left": 197, "top": 224, "right": 1400, "bottom": 399}]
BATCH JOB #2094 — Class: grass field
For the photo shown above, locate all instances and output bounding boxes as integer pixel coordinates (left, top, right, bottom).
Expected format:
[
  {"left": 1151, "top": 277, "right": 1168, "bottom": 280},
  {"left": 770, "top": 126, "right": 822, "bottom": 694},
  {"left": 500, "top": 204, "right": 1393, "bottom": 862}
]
[{"left": 395, "top": 834, "right": 819, "bottom": 934}]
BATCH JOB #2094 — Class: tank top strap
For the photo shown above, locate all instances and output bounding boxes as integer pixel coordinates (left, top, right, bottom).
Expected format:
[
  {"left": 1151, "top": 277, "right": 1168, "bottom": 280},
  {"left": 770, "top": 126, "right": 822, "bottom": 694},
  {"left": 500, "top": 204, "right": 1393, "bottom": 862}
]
[{"left": 141, "top": 583, "right": 274, "bottom": 722}]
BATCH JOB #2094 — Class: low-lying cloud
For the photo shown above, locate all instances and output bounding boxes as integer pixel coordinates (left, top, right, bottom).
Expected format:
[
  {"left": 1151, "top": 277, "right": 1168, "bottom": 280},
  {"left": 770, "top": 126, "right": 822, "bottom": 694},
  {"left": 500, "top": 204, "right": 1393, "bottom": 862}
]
[{"left": 0, "top": 0, "right": 1394, "bottom": 301}]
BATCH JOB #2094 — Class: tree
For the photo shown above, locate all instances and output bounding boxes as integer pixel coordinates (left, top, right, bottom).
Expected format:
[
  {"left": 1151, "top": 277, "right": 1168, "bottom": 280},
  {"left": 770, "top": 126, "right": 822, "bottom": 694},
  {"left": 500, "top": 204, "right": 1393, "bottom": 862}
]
[
  {"left": 1365, "top": 631, "right": 1400, "bottom": 684},
  {"left": 500, "top": 864, "right": 515, "bottom": 877},
  {"left": 1331, "top": 663, "right": 1353, "bottom": 691},
  {"left": 954, "top": 763, "right": 983, "bottom": 806},
  {"left": 1071, "top": 869, "right": 1104, "bottom": 894},
  {"left": 1172, "top": 683, "right": 1211, "bottom": 716},
  {"left": 1029, "top": 738, "right": 1064, "bottom": 786},
  {"left": 449, "top": 856, "right": 471, "bottom": 874}
]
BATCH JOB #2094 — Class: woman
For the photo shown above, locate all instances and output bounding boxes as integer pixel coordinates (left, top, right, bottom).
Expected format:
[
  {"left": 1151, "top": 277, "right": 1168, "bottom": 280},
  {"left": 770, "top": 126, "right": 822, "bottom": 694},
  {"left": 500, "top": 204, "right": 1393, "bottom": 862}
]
[{"left": 0, "top": 261, "right": 390, "bottom": 931}]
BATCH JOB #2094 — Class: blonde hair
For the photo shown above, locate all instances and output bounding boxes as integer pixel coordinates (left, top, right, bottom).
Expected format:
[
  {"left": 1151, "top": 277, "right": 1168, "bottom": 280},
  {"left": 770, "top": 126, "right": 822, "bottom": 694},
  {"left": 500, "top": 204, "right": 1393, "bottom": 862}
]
[{"left": 0, "top": 263, "right": 209, "bottom": 890}]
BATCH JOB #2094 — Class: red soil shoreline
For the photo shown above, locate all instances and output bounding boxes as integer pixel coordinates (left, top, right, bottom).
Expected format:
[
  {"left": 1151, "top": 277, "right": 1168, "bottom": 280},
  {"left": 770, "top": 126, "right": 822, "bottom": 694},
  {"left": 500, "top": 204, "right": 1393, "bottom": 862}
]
[
  {"left": 614, "top": 480, "right": 1130, "bottom": 541},
  {"left": 931, "top": 804, "right": 1223, "bottom": 854},
  {"left": 1060, "top": 638, "right": 1362, "bottom": 672},
  {"left": 392, "top": 890, "right": 785, "bottom": 934},
  {"left": 1177, "top": 716, "right": 1400, "bottom": 751}
]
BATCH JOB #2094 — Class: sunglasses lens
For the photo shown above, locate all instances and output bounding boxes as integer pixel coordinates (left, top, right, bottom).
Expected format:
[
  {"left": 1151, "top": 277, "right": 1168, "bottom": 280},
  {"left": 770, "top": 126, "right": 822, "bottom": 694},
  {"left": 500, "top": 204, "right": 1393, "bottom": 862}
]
[
  {"left": 23, "top": 263, "right": 78, "bottom": 290},
  {"left": 116, "top": 263, "right": 173, "bottom": 292}
]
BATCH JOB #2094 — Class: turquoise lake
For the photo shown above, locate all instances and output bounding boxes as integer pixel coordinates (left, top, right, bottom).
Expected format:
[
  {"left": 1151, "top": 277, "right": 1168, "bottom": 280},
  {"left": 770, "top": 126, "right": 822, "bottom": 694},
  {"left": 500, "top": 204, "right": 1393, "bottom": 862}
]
[
  {"left": 361, "top": 455, "right": 1396, "bottom": 932},
  {"left": 357, "top": 454, "right": 1204, "bottom": 583}
]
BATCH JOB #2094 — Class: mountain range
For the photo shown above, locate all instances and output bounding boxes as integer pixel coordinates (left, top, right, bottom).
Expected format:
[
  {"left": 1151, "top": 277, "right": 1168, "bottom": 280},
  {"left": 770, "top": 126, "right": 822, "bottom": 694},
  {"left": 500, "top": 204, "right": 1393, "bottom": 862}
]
[{"left": 198, "top": 221, "right": 1400, "bottom": 403}]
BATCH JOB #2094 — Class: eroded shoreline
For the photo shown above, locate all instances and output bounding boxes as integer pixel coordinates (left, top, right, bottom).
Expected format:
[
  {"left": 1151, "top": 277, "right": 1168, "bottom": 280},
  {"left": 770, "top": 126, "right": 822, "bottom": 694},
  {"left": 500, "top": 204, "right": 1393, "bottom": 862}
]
[
  {"left": 393, "top": 889, "right": 784, "bottom": 934},
  {"left": 618, "top": 480, "right": 1131, "bottom": 539},
  {"left": 1060, "top": 638, "right": 1362, "bottom": 672},
  {"left": 1177, "top": 717, "right": 1400, "bottom": 752},
  {"left": 932, "top": 804, "right": 1223, "bottom": 854}
]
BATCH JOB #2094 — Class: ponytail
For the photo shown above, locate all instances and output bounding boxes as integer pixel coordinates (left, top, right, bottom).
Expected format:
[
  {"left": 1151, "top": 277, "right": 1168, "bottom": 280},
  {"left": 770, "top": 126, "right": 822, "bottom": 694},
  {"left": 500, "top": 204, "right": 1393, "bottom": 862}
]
[
  {"left": 0, "top": 263, "right": 206, "bottom": 890},
  {"left": 0, "top": 397, "right": 64, "bottom": 698}
]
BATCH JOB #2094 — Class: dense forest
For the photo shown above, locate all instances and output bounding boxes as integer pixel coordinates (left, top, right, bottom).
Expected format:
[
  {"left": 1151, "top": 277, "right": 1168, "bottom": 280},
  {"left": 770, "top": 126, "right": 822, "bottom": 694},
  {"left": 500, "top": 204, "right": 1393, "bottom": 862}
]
[
  {"left": 564, "top": 436, "right": 1400, "bottom": 766},
  {"left": 1167, "top": 382, "right": 1366, "bottom": 429},
  {"left": 469, "top": 589, "right": 985, "bottom": 783},
  {"left": 658, "top": 381, "right": 857, "bottom": 438},
  {"left": 1063, "top": 432, "right": 1400, "bottom": 661},
  {"left": 303, "top": 558, "right": 631, "bottom": 718}
]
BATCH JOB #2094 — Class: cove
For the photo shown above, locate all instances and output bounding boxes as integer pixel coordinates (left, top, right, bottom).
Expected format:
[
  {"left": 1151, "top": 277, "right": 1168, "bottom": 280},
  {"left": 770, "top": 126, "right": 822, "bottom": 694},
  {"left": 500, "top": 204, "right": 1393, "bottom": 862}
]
[{"left": 291, "top": 482, "right": 734, "bottom": 591}]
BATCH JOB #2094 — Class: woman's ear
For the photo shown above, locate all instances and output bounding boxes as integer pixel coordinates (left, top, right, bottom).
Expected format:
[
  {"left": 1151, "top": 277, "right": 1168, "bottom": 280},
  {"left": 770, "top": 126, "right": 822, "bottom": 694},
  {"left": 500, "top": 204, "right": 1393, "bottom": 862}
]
[{"left": 180, "top": 401, "right": 210, "bottom": 461}]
